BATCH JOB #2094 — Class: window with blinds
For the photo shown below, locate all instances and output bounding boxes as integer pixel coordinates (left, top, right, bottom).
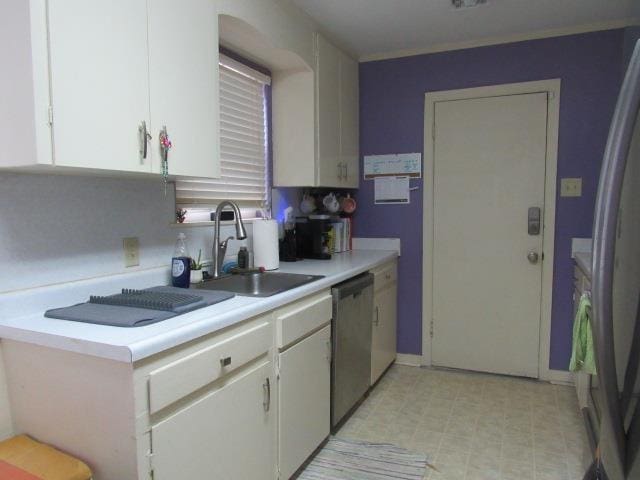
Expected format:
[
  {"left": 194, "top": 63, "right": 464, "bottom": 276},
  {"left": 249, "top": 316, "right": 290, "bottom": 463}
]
[{"left": 175, "top": 54, "right": 270, "bottom": 211}]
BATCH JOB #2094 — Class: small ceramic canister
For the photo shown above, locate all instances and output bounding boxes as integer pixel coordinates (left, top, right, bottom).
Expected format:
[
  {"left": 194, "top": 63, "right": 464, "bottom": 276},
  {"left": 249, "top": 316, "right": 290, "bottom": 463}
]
[
  {"left": 341, "top": 194, "right": 357, "bottom": 214},
  {"left": 323, "top": 192, "right": 340, "bottom": 213}
]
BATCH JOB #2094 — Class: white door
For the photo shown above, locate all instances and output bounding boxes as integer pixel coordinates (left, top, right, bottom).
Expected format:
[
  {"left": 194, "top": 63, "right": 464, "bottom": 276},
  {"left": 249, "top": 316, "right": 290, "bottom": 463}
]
[
  {"left": 47, "top": 0, "right": 152, "bottom": 172},
  {"left": 148, "top": 0, "right": 220, "bottom": 178},
  {"left": 278, "top": 325, "right": 331, "bottom": 480},
  {"left": 151, "top": 361, "right": 275, "bottom": 479},
  {"left": 431, "top": 93, "right": 548, "bottom": 378}
]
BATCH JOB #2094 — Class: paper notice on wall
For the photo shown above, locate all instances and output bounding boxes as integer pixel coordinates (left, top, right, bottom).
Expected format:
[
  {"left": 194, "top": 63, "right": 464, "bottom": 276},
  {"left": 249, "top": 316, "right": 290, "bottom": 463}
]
[
  {"left": 364, "top": 153, "right": 422, "bottom": 179},
  {"left": 374, "top": 176, "right": 410, "bottom": 204}
]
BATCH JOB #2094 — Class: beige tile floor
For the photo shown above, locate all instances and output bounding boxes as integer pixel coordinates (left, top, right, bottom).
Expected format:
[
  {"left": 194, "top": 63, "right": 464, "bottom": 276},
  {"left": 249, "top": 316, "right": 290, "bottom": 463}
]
[{"left": 337, "top": 365, "right": 592, "bottom": 480}]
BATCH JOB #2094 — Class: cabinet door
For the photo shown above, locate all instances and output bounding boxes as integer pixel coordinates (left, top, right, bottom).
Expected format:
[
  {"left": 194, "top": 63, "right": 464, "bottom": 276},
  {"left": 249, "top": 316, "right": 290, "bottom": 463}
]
[
  {"left": 151, "top": 361, "right": 275, "bottom": 480},
  {"left": 279, "top": 325, "right": 331, "bottom": 479},
  {"left": 339, "top": 51, "right": 360, "bottom": 188},
  {"left": 148, "top": 0, "right": 220, "bottom": 178},
  {"left": 371, "top": 284, "right": 397, "bottom": 384},
  {"left": 315, "top": 34, "right": 342, "bottom": 187},
  {"left": 47, "top": 0, "right": 152, "bottom": 172}
]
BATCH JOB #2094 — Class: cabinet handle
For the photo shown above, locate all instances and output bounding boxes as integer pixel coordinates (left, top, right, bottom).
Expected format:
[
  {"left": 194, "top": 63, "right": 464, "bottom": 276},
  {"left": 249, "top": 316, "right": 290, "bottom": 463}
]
[
  {"left": 263, "top": 377, "right": 271, "bottom": 412},
  {"left": 138, "top": 121, "right": 151, "bottom": 163},
  {"left": 385, "top": 273, "right": 391, "bottom": 280},
  {"left": 326, "top": 339, "right": 332, "bottom": 363},
  {"left": 374, "top": 306, "right": 380, "bottom": 326},
  {"left": 220, "top": 356, "right": 231, "bottom": 367},
  {"left": 343, "top": 163, "right": 348, "bottom": 180}
]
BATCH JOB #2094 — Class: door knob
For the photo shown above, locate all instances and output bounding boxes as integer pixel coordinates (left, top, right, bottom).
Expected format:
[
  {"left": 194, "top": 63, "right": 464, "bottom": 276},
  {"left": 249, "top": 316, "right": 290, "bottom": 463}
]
[{"left": 527, "top": 251, "right": 540, "bottom": 264}]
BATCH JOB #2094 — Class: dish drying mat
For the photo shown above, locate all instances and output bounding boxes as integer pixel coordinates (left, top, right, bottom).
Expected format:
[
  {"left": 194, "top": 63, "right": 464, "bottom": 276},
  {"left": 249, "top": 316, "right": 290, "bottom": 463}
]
[
  {"left": 89, "top": 289, "right": 202, "bottom": 311},
  {"left": 45, "top": 286, "right": 235, "bottom": 328}
]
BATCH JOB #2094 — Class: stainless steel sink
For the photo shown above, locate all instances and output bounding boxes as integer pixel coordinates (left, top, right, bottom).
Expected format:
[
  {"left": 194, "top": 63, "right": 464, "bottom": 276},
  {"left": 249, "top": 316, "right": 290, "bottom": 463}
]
[{"left": 195, "top": 272, "right": 324, "bottom": 297}]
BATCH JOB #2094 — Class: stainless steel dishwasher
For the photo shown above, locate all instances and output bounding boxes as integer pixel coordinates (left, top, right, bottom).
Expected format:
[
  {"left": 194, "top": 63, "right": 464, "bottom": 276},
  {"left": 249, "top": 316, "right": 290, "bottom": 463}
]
[{"left": 331, "top": 273, "right": 374, "bottom": 429}]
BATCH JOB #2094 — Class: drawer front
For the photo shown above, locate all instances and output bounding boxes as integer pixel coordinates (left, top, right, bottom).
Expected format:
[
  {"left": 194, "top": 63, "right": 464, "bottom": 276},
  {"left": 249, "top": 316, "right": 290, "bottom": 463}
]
[
  {"left": 276, "top": 292, "right": 332, "bottom": 349},
  {"left": 149, "top": 321, "right": 272, "bottom": 414},
  {"left": 371, "top": 260, "right": 397, "bottom": 292}
]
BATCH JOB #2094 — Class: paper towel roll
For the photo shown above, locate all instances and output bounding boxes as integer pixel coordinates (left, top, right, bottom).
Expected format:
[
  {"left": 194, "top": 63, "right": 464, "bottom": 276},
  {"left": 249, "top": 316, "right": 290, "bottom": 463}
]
[{"left": 252, "top": 219, "right": 279, "bottom": 270}]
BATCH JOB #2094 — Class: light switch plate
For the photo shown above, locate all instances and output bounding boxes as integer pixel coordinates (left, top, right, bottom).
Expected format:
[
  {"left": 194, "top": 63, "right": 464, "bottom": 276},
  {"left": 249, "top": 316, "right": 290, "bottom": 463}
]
[
  {"left": 560, "top": 178, "right": 582, "bottom": 197},
  {"left": 123, "top": 237, "right": 140, "bottom": 267}
]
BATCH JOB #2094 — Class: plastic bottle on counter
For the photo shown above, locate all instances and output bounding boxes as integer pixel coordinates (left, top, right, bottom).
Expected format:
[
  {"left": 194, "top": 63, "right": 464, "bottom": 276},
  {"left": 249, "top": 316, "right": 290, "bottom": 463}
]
[
  {"left": 171, "top": 233, "right": 191, "bottom": 288},
  {"left": 238, "top": 246, "right": 249, "bottom": 269}
]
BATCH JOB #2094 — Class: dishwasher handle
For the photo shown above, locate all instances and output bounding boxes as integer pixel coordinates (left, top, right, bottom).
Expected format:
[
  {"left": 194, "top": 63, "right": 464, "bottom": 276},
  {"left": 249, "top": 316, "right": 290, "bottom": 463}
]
[{"left": 332, "top": 273, "right": 374, "bottom": 300}]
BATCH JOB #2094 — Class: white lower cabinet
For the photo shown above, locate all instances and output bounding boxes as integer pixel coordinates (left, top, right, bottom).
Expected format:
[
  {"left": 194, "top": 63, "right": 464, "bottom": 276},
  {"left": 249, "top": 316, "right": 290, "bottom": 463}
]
[
  {"left": 3, "top": 291, "right": 334, "bottom": 480},
  {"left": 151, "top": 360, "right": 275, "bottom": 480},
  {"left": 371, "top": 260, "right": 398, "bottom": 385},
  {"left": 278, "top": 325, "right": 331, "bottom": 479}
]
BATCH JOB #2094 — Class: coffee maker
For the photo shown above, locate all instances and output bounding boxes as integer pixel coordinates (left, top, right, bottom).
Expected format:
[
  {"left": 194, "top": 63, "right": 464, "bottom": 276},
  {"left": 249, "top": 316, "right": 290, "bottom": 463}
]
[{"left": 295, "top": 215, "right": 332, "bottom": 260}]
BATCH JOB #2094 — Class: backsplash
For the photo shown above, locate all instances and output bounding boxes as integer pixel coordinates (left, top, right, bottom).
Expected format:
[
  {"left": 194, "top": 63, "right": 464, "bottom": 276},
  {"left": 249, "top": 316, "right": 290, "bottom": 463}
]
[{"left": 0, "top": 173, "right": 247, "bottom": 294}]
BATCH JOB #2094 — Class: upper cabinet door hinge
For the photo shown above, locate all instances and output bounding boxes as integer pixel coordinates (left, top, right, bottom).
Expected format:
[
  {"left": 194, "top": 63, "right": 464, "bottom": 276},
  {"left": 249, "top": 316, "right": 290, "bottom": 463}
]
[{"left": 47, "top": 106, "right": 54, "bottom": 126}]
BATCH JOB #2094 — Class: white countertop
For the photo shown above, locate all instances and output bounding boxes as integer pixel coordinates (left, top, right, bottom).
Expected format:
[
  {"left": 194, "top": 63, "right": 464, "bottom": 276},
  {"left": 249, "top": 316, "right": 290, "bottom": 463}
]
[{"left": 0, "top": 249, "right": 397, "bottom": 363}]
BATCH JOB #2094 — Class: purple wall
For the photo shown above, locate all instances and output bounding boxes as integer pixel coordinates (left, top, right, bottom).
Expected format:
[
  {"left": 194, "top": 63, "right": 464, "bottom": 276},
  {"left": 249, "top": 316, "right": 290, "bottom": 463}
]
[{"left": 356, "top": 29, "right": 626, "bottom": 370}]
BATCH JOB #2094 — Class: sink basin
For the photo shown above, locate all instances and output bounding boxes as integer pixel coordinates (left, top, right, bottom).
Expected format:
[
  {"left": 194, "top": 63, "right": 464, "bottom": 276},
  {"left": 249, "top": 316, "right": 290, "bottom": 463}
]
[{"left": 195, "top": 272, "right": 324, "bottom": 297}]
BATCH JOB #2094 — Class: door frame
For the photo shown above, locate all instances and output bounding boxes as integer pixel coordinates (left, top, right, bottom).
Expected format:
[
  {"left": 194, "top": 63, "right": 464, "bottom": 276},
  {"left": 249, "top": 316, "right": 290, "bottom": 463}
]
[{"left": 421, "top": 79, "right": 568, "bottom": 383}]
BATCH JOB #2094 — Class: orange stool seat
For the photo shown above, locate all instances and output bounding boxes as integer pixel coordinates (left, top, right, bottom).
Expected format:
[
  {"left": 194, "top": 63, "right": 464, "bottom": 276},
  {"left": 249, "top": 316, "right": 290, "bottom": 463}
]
[{"left": 0, "top": 435, "right": 91, "bottom": 480}]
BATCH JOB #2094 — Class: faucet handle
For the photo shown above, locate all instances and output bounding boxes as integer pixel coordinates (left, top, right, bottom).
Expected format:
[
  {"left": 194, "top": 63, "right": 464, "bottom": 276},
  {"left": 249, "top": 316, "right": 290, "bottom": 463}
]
[{"left": 219, "top": 236, "right": 235, "bottom": 249}]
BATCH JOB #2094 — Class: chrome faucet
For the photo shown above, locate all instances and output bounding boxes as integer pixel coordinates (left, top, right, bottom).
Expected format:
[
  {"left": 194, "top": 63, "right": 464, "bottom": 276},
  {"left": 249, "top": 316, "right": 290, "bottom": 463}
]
[{"left": 212, "top": 201, "right": 247, "bottom": 278}]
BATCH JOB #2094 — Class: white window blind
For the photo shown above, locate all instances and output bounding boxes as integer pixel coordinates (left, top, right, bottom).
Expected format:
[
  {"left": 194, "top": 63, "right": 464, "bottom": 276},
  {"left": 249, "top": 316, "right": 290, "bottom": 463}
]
[{"left": 175, "top": 54, "right": 271, "bottom": 209}]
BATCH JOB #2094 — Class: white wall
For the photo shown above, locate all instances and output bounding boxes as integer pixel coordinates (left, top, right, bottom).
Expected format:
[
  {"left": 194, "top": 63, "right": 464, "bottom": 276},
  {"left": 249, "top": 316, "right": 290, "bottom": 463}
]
[{"left": 0, "top": 173, "right": 177, "bottom": 293}]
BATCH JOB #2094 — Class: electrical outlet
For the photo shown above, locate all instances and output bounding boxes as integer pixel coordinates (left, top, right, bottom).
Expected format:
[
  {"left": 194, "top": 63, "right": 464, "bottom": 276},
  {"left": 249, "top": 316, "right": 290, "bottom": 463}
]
[
  {"left": 123, "top": 237, "right": 140, "bottom": 267},
  {"left": 560, "top": 178, "right": 582, "bottom": 197}
]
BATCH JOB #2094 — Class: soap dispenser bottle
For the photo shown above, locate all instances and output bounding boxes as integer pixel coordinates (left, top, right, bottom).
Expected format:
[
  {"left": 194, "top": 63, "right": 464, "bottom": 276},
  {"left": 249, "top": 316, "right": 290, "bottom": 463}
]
[{"left": 171, "top": 233, "right": 191, "bottom": 288}]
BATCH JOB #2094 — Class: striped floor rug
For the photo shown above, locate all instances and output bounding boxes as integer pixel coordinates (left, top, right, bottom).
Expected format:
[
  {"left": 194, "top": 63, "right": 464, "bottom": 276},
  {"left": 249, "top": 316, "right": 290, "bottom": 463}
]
[{"left": 297, "top": 437, "right": 430, "bottom": 480}]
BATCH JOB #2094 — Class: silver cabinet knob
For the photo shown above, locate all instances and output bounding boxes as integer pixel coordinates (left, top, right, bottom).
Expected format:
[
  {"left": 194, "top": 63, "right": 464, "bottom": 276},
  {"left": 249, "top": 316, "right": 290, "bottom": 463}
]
[{"left": 527, "top": 251, "right": 540, "bottom": 264}]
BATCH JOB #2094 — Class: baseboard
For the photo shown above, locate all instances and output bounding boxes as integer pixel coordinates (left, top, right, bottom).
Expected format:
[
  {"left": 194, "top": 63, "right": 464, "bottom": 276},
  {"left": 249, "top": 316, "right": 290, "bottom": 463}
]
[
  {"left": 393, "top": 355, "right": 575, "bottom": 385},
  {"left": 394, "top": 354, "right": 422, "bottom": 367},
  {"left": 543, "top": 368, "right": 574, "bottom": 386}
]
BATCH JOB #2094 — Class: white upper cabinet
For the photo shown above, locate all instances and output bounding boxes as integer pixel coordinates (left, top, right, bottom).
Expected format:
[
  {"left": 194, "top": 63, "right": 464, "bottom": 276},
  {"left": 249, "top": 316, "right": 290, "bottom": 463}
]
[
  {"left": 1, "top": 0, "right": 220, "bottom": 179},
  {"left": 148, "top": 0, "right": 220, "bottom": 178},
  {"left": 272, "top": 32, "right": 359, "bottom": 188},
  {"left": 338, "top": 49, "right": 360, "bottom": 188},
  {"left": 316, "top": 34, "right": 342, "bottom": 188},
  {"left": 315, "top": 33, "right": 360, "bottom": 188},
  {"left": 47, "top": 0, "right": 152, "bottom": 173}
]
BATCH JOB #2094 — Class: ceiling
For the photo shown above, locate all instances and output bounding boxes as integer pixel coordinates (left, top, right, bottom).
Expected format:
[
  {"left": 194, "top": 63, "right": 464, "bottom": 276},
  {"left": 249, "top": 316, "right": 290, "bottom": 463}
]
[{"left": 290, "top": 0, "right": 640, "bottom": 60}]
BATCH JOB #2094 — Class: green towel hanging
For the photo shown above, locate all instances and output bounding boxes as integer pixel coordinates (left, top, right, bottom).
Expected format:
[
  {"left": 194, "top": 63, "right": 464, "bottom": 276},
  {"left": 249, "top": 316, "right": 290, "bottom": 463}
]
[{"left": 569, "top": 293, "right": 597, "bottom": 375}]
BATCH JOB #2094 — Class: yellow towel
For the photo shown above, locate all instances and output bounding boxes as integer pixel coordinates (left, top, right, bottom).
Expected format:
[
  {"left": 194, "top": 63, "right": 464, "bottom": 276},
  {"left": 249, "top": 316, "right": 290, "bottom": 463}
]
[{"left": 0, "top": 435, "right": 92, "bottom": 480}]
